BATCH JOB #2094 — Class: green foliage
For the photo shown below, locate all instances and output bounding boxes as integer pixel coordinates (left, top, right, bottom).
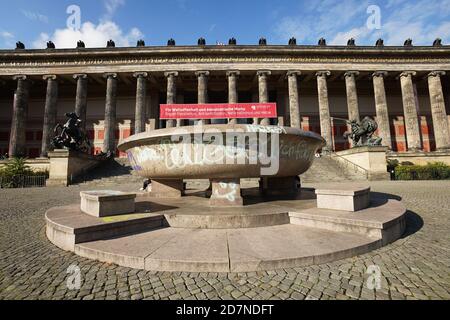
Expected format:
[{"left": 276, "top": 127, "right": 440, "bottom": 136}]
[
  {"left": 395, "top": 162, "right": 450, "bottom": 180},
  {"left": 0, "top": 158, "right": 49, "bottom": 188},
  {"left": 0, "top": 157, "right": 33, "bottom": 177}
]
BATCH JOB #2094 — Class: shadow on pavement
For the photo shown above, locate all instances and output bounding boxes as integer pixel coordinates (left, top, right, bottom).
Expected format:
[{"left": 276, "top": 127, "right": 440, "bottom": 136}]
[{"left": 401, "top": 210, "right": 424, "bottom": 239}]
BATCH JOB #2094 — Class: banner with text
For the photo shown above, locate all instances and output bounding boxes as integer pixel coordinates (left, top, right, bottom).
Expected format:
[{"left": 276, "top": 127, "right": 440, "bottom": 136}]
[{"left": 160, "top": 103, "right": 277, "bottom": 120}]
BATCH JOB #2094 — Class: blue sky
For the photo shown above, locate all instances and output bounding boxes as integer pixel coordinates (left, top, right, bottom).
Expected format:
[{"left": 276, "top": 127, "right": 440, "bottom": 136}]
[{"left": 0, "top": 0, "right": 449, "bottom": 49}]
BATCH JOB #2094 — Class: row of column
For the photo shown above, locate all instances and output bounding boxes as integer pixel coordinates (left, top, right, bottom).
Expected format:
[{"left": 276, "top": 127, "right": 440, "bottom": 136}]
[
  {"left": 317, "top": 70, "right": 450, "bottom": 152},
  {"left": 7, "top": 69, "right": 450, "bottom": 158}
]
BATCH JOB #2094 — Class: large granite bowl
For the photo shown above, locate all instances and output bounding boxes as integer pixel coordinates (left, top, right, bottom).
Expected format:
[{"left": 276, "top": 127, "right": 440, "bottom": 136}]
[{"left": 118, "top": 124, "right": 325, "bottom": 179}]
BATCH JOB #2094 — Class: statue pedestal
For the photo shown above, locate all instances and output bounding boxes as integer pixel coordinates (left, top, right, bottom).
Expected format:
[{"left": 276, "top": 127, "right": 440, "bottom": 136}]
[
  {"left": 148, "top": 179, "right": 185, "bottom": 198},
  {"left": 47, "top": 149, "right": 103, "bottom": 186},
  {"left": 80, "top": 191, "right": 136, "bottom": 218},
  {"left": 261, "top": 176, "right": 301, "bottom": 197},
  {"left": 335, "top": 146, "right": 390, "bottom": 181},
  {"left": 210, "top": 178, "right": 243, "bottom": 207}
]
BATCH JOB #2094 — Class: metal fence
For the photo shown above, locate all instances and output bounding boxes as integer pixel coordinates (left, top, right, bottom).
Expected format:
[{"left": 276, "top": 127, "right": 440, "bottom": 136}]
[{"left": 0, "top": 175, "right": 47, "bottom": 189}]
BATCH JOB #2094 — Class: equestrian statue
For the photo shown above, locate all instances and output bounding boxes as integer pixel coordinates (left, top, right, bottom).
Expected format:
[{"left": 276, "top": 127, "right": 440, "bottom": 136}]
[
  {"left": 52, "top": 113, "right": 91, "bottom": 153},
  {"left": 333, "top": 116, "right": 383, "bottom": 147}
]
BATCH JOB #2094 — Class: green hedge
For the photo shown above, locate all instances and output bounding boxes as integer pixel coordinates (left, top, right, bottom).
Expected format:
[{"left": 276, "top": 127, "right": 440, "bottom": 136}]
[
  {"left": 394, "top": 162, "right": 450, "bottom": 180},
  {"left": 0, "top": 157, "right": 49, "bottom": 179}
]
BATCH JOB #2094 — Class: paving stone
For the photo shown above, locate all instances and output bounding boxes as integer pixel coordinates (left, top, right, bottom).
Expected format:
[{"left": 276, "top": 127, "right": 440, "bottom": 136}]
[{"left": 1, "top": 181, "right": 449, "bottom": 301}]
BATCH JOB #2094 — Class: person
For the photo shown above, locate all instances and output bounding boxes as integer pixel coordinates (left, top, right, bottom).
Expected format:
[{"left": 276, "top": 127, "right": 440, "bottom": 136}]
[{"left": 141, "top": 179, "right": 152, "bottom": 191}]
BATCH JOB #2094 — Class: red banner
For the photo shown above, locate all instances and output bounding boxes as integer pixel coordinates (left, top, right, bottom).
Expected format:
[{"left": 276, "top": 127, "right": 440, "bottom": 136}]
[{"left": 160, "top": 103, "right": 278, "bottom": 120}]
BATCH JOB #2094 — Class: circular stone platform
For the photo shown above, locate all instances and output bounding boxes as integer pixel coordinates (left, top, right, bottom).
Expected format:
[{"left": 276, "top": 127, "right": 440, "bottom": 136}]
[{"left": 45, "top": 189, "right": 407, "bottom": 273}]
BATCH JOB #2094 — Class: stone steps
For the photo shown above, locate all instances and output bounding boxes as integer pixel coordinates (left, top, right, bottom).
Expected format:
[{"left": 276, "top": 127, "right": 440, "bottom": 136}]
[
  {"left": 75, "top": 158, "right": 144, "bottom": 187},
  {"left": 74, "top": 225, "right": 380, "bottom": 272},
  {"left": 76, "top": 154, "right": 368, "bottom": 187},
  {"left": 301, "top": 155, "right": 367, "bottom": 183},
  {"left": 46, "top": 183, "right": 406, "bottom": 273}
]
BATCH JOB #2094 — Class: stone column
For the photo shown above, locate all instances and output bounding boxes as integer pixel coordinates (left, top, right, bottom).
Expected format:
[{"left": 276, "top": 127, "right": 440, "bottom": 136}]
[
  {"left": 344, "top": 71, "right": 360, "bottom": 122},
  {"left": 258, "top": 70, "right": 271, "bottom": 126},
  {"left": 103, "top": 73, "right": 118, "bottom": 155},
  {"left": 399, "top": 71, "right": 422, "bottom": 151},
  {"left": 227, "top": 71, "right": 240, "bottom": 124},
  {"left": 73, "top": 74, "right": 88, "bottom": 131},
  {"left": 196, "top": 71, "right": 210, "bottom": 125},
  {"left": 176, "top": 91, "right": 185, "bottom": 127},
  {"left": 41, "top": 75, "right": 58, "bottom": 158},
  {"left": 276, "top": 87, "right": 288, "bottom": 126},
  {"left": 428, "top": 71, "right": 450, "bottom": 150},
  {"left": 287, "top": 71, "right": 301, "bottom": 129},
  {"left": 316, "top": 71, "right": 333, "bottom": 152},
  {"left": 165, "top": 71, "right": 178, "bottom": 128},
  {"left": 372, "top": 71, "right": 392, "bottom": 149},
  {"left": 148, "top": 89, "right": 160, "bottom": 130},
  {"left": 9, "top": 75, "right": 30, "bottom": 158},
  {"left": 133, "top": 72, "right": 148, "bottom": 134}
]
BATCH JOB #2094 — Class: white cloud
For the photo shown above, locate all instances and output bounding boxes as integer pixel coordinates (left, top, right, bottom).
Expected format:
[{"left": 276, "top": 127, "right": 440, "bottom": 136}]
[
  {"left": 32, "top": 21, "right": 143, "bottom": 49},
  {"left": 0, "top": 30, "right": 15, "bottom": 48},
  {"left": 1, "top": 31, "right": 14, "bottom": 39},
  {"left": 22, "top": 10, "right": 49, "bottom": 24},
  {"left": 274, "top": 0, "right": 370, "bottom": 44},
  {"left": 273, "top": 0, "right": 450, "bottom": 45},
  {"left": 377, "top": 0, "right": 450, "bottom": 45},
  {"left": 32, "top": 33, "right": 50, "bottom": 49},
  {"left": 31, "top": 0, "right": 143, "bottom": 49},
  {"left": 330, "top": 27, "right": 373, "bottom": 45},
  {"left": 103, "top": 0, "right": 126, "bottom": 20}
]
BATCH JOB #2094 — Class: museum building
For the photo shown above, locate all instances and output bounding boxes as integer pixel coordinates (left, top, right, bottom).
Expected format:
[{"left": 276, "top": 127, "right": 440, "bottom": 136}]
[{"left": 0, "top": 37, "right": 449, "bottom": 160}]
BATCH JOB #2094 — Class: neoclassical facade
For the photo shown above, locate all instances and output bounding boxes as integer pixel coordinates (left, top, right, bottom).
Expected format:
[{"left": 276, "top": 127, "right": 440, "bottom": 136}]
[{"left": 1, "top": 40, "right": 450, "bottom": 158}]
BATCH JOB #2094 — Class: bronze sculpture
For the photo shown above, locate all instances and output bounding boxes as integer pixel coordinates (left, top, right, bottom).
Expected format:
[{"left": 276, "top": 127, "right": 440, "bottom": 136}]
[
  {"left": 52, "top": 113, "right": 91, "bottom": 152},
  {"left": 333, "top": 116, "right": 383, "bottom": 147},
  {"left": 344, "top": 117, "right": 382, "bottom": 147},
  {"left": 376, "top": 38, "right": 384, "bottom": 47},
  {"left": 76, "top": 40, "right": 85, "bottom": 48},
  {"left": 228, "top": 38, "right": 237, "bottom": 45},
  {"left": 318, "top": 38, "right": 327, "bottom": 46}
]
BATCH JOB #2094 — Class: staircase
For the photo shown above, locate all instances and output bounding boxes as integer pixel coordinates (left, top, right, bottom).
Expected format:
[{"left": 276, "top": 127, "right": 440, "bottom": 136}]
[
  {"left": 301, "top": 154, "right": 368, "bottom": 183},
  {"left": 74, "top": 158, "right": 144, "bottom": 187},
  {"left": 74, "top": 153, "right": 368, "bottom": 187}
]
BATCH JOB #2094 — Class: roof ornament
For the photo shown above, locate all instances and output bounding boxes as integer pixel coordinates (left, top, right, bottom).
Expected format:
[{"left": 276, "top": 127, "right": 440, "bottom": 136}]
[
  {"left": 433, "top": 38, "right": 442, "bottom": 47},
  {"left": 318, "top": 38, "right": 326, "bottom": 46},
  {"left": 167, "top": 38, "right": 176, "bottom": 46},
  {"left": 15, "top": 41, "right": 25, "bottom": 50},
  {"left": 288, "top": 37, "right": 297, "bottom": 45},
  {"left": 375, "top": 38, "right": 384, "bottom": 47},
  {"left": 76, "top": 40, "right": 85, "bottom": 48},
  {"left": 136, "top": 40, "right": 145, "bottom": 47},
  {"left": 404, "top": 38, "right": 413, "bottom": 46},
  {"left": 347, "top": 38, "right": 356, "bottom": 46},
  {"left": 107, "top": 40, "right": 115, "bottom": 48},
  {"left": 198, "top": 37, "right": 206, "bottom": 46},
  {"left": 259, "top": 37, "right": 267, "bottom": 46},
  {"left": 228, "top": 38, "right": 237, "bottom": 45},
  {"left": 46, "top": 41, "right": 55, "bottom": 49}
]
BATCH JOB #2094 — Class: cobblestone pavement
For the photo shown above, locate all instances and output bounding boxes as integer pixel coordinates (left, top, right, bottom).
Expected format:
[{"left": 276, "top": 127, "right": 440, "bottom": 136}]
[{"left": 0, "top": 181, "right": 449, "bottom": 300}]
